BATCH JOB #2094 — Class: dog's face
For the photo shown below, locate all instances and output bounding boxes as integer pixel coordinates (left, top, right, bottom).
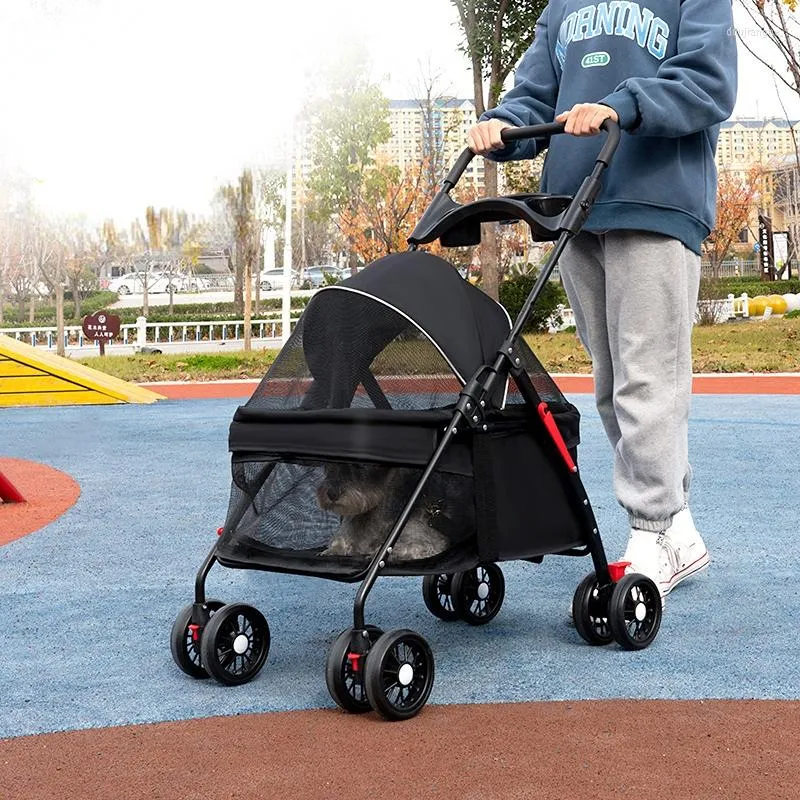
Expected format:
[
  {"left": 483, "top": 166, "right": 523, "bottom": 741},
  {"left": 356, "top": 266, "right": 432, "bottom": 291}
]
[{"left": 316, "top": 462, "right": 392, "bottom": 516}]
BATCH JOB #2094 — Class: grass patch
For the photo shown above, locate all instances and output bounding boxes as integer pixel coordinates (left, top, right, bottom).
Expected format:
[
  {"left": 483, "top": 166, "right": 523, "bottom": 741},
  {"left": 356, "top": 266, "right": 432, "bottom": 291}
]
[
  {"left": 77, "top": 316, "right": 800, "bottom": 382},
  {"left": 80, "top": 350, "right": 277, "bottom": 382}
]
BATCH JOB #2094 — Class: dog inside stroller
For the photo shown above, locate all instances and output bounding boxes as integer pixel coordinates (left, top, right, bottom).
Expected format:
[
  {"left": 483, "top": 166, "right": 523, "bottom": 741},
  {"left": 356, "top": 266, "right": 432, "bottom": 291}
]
[{"left": 170, "top": 121, "right": 663, "bottom": 721}]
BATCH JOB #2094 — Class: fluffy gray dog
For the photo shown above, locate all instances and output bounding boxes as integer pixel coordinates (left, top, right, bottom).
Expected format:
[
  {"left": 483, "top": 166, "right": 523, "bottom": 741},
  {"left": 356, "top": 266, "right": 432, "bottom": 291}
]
[{"left": 317, "top": 462, "right": 451, "bottom": 561}]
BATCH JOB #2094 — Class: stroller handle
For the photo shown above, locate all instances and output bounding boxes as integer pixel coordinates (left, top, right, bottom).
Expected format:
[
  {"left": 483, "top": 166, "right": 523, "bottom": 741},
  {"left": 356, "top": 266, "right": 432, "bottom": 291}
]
[{"left": 442, "top": 119, "right": 620, "bottom": 192}]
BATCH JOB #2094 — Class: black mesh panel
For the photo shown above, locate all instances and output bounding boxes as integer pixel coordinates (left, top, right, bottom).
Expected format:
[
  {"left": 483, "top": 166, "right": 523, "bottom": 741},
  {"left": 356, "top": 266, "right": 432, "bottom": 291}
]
[
  {"left": 244, "top": 289, "right": 461, "bottom": 412},
  {"left": 220, "top": 455, "right": 476, "bottom": 574}
]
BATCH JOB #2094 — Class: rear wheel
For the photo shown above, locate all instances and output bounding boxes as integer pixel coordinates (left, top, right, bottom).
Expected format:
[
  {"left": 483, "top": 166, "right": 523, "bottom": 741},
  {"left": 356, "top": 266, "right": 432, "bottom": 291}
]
[
  {"left": 572, "top": 574, "right": 613, "bottom": 646},
  {"left": 608, "top": 574, "right": 662, "bottom": 650},
  {"left": 422, "top": 574, "right": 459, "bottom": 621},
  {"left": 451, "top": 563, "right": 505, "bottom": 625}
]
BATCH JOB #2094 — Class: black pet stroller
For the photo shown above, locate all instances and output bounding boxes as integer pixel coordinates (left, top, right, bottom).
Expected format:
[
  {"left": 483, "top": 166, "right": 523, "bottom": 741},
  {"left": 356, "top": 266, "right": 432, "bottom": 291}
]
[{"left": 170, "top": 121, "right": 663, "bottom": 720}]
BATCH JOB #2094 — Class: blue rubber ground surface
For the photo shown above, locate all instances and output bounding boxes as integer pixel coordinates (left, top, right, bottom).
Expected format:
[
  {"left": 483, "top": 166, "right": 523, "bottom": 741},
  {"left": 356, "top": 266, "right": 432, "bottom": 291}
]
[{"left": 1, "top": 394, "right": 798, "bottom": 738}]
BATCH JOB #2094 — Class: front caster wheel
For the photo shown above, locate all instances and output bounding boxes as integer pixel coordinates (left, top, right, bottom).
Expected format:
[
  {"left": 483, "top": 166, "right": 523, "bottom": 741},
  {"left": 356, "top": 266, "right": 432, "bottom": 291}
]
[
  {"left": 364, "top": 630, "right": 435, "bottom": 721},
  {"left": 170, "top": 600, "right": 225, "bottom": 678},
  {"left": 572, "top": 574, "right": 613, "bottom": 646},
  {"left": 451, "top": 563, "right": 505, "bottom": 625},
  {"left": 199, "top": 603, "right": 270, "bottom": 685},
  {"left": 608, "top": 574, "right": 662, "bottom": 650},
  {"left": 422, "top": 574, "right": 459, "bottom": 621},
  {"left": 325, "top": 625, "right": 384, "bottom": 714}
]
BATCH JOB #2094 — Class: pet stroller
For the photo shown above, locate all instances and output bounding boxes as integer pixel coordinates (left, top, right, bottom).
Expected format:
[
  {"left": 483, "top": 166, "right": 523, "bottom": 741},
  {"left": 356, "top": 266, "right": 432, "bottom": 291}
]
[{"left": 170, "top": 121, "right": 663, "bottom": 720}]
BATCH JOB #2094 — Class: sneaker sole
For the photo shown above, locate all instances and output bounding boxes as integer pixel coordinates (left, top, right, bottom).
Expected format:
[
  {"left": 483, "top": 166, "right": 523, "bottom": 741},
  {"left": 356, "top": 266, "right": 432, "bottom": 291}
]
[{"left": 660, "top": 551, "right": 710, "bottom": 596}]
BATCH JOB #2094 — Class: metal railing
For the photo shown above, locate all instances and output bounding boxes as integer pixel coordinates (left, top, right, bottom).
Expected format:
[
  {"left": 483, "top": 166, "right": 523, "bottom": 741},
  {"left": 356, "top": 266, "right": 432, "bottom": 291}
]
[{"left": 0, "top": 316, "right": 302, "bottom": 350}]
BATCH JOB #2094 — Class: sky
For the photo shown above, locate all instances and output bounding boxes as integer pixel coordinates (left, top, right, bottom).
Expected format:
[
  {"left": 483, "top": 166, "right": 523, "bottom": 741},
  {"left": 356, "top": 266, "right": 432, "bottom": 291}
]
[{"left": 1, "top": 0, "right": 798, "bottom": 227}]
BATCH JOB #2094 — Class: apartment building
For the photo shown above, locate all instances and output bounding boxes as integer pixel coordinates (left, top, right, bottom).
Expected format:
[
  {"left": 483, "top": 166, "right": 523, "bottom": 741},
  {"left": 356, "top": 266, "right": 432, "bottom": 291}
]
[{"left": 377, "top": 98, "right": 486, "bottom": 192}]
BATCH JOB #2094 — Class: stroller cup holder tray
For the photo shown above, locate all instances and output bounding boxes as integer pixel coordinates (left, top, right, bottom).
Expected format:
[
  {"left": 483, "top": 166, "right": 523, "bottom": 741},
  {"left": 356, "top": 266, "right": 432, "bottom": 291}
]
[{"left": 408, "top": 191, "right": 573, "bottom": 247}]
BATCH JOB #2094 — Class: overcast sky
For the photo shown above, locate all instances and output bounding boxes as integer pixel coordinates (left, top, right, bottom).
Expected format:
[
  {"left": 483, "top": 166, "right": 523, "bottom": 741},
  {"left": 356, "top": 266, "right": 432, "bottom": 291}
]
[{"left": 1, "top": 0, "right": 797, "bottom": 227}]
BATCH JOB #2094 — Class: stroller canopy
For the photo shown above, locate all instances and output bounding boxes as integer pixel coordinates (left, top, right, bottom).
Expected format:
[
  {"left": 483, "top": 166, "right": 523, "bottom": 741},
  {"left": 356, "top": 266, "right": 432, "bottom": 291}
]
[
  {"left": 331, "top": 251, "right": 512, "bottom": 385},
  {"left": 244, "top": 251, "right": 514, "bottom": 414}
]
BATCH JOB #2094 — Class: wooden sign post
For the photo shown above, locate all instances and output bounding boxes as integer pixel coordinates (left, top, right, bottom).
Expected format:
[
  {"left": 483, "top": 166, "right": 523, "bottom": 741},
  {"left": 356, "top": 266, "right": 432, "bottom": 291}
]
[{"left": 82, "top": 312, "right": 121, "bottom": 356}]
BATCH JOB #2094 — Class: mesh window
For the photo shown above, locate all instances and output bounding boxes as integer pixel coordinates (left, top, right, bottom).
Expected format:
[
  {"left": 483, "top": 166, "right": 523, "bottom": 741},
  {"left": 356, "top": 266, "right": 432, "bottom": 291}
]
[
  {"left": 221, "top": 456, "right": 476, "bottom": 566},
  {"left": 506, "top": 338, "right": 569, "bottom": 406},
  {"left": 245, "top": 289, "right": 462, "bottom": 413}
]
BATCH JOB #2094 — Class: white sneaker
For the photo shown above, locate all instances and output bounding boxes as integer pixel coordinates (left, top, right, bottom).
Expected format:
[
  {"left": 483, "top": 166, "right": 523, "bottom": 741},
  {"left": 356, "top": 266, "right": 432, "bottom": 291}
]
[{"left": 622, "top": 509, "right": 709, "bottom": 598}]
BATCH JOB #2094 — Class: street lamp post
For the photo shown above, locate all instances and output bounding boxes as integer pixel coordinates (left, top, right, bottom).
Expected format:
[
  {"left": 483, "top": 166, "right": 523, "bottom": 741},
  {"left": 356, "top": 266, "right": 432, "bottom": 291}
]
[{"left": 282, "top": 138, "right": 294, "bottom": 346}]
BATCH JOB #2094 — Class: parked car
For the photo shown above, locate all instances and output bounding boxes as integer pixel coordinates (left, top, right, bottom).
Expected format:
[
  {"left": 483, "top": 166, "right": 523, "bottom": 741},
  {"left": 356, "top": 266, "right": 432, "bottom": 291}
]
[
  {"left": 259, "top": 269, "right": 300, "bottom": 292},
  {"left": 300, "top": 265, "right": 344, "bottom": 289},
  {"left": 108, "top": 272, "right": 181, "bottom": 295}
]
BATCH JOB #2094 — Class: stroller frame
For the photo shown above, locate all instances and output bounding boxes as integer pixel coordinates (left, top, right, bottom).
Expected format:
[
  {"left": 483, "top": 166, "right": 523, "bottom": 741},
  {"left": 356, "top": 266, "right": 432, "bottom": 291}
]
[{"left": 174, "top": 121, "right": 664, "bottom": 720}]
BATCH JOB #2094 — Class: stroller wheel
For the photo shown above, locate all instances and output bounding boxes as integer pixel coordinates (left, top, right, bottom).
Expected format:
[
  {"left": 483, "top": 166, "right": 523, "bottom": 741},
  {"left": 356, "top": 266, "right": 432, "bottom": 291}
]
[
  {"left": 325, "top": 625, "right": 384, "bottom": 714},
  {"left": 364, "top": 629, "right": 435, "bottom": 721},
  {"left": 170, "top": 600, "right": 225, "bottom": 678},
  {"left": 199, "top": 603, "right": 270, "bottom": 685},
  {"left": 608, "top": 574, "right": 662, "bottom": 650},
  {"left": 422, "top": 574, "right": 459, "bottom": 621},
  {"left": 572, "top": 574, "right": 613, "bottom": 646},
  {"left": 451, "top": 563, "right": 505, "bottom": 625}
]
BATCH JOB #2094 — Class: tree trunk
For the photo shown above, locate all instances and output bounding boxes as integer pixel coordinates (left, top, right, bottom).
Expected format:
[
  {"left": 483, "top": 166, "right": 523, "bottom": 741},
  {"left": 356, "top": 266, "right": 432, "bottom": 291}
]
[
  {"left": 480, "top": 160, "right": 501, "bottom": 300},
  {"left": 243, "top": 253, "right": 252, "bottom": 352},
  {"left": 72, "top": 279, "right": 82, "bottom": 321},
  {"left": 28, "top": 294, "right": 35, "bottom": 323},
  {"left": 56, "top": 284, "right": 65, "bottom": 357},
  {"left": 234, "top": 243, "right": 244, "bottom": 316}
]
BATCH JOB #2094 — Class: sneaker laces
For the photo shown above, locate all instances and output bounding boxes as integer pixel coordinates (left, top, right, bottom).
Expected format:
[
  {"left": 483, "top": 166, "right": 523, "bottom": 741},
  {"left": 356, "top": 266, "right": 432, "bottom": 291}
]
[{"left": 656, "top": 533, "right": 681, "bottom": 578}]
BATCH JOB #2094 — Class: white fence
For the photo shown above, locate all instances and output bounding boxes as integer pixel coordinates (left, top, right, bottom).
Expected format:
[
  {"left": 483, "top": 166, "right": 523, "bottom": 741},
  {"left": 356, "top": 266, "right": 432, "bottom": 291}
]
[
  {"left": 696, "top": 293, "right": 753, "bottom": 323},
  {"left": 1, "top": 315, "right": 302, "bottom": 352},
  {"left": 0, "top": 292, "right": 772, "bottom": 354}
]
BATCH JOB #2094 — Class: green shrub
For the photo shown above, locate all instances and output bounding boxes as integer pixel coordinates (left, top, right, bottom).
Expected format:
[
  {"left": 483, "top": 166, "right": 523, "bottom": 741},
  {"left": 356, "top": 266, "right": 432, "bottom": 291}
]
[
  {"left": 0, "top": 293, "right": 312, "bottom": 329},
  {"left": 786, "top": 309, "right": 800, "bottom": 319},
  {"left": 499, "top": 272, "right": 567, "bottom": 333},
  {"left": 0, "top": 291, "right": 119, "bottom": 327},
  {"left": 713, "top": 277, "right": 800, "bottom": 298}
]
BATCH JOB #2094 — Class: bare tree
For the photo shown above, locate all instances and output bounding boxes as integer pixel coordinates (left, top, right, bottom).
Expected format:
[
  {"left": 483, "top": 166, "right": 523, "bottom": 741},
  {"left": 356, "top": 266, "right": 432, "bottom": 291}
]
[
  {"left": 220, "top": 170, "right": 258, "bottom": 349},
  {"left": 736, "top": 1, "right": 800, "bottom": 99},
  {"left": 451, "top": 0, "right": 547, "bottom": 300},
  {"left": 31, "top": 218, "right": 67, "bottom": 355}
]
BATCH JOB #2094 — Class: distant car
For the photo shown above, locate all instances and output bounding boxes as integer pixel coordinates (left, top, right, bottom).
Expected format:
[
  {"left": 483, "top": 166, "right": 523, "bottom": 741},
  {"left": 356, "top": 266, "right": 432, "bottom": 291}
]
[
  {"left": 108, "top": 271, "right": 187, "bottom": 295},
  {"left": 259, "top": 269, "right": 299, "bottom": 292},
  {"left": 301, "top": 265, "right": 344, "bottom": 289}
]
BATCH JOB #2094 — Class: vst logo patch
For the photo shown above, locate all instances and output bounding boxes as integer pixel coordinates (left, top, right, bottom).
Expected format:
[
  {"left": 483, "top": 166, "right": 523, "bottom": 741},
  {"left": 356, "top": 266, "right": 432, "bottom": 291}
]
[{"left": 581, "top": 51, "right": 610, "bottom": 67}]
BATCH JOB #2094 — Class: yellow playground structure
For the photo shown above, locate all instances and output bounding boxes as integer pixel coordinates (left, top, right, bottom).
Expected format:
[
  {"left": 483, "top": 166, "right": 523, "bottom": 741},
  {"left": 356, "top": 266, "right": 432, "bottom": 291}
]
[{"left": 0, "top": 334, "right": 164, "bottom": 407}]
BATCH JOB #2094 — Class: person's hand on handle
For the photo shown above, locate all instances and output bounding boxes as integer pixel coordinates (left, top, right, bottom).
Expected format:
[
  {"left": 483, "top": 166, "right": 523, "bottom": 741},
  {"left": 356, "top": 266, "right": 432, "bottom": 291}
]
[
  {"left": 467, "top": 119, "right": 516, "bottom": 155},
  {"left": 556, "top": 103, "right": 619, "bottom": 136}
]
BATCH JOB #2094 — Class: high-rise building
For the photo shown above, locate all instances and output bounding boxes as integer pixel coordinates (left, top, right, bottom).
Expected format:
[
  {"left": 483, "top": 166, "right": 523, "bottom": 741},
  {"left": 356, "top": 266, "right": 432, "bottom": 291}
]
[
  {"left": 716, "top": 119, "right": 800, "bottom": 172},
  {"left": 378, "top": 98, "right": 486, "bottom": 192}
]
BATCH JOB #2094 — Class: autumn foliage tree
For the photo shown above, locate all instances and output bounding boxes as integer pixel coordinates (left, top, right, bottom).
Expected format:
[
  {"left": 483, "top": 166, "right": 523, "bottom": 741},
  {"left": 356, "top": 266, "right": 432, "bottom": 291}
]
[
  {"left": 339, "top": 161, "right": 426, "bottom": 264},
  {"left": 703, "top": 166, "right": 763, "bottom": 278}
]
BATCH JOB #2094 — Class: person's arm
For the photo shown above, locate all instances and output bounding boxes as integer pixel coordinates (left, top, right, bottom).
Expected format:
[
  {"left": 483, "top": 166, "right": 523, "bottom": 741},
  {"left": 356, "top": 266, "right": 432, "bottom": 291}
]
[
  {"left": 599, "top": 0, "right": 737, "bottom": 136},
  {"left": 478, "top": 3, "right": 559, "bottom": 161}
]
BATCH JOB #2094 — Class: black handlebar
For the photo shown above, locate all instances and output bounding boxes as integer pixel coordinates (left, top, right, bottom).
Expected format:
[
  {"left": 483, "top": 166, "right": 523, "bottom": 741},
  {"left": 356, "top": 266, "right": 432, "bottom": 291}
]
[{"left": 442, "top": 119, "right": 621, "bottom": 192}]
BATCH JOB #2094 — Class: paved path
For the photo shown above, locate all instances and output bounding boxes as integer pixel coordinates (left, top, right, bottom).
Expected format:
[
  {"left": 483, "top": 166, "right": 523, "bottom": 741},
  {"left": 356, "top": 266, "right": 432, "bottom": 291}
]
[{"left": 2, "top": 381, "right": 799, "bottom": 798}]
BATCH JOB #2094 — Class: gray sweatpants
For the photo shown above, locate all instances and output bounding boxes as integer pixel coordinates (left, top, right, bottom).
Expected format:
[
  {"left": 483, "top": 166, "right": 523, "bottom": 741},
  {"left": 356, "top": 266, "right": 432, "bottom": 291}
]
[{"left": 559, "top": 230, "right": 701, "bottom": 532}]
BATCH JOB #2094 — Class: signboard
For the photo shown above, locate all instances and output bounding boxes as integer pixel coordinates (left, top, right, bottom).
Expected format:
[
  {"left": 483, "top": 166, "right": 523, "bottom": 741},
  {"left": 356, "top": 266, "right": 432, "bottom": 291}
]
[
  {"left": 758, "top": 213, "right": 775, "bottom": 281},
  {"left": 82, "top": 311, "right": 121, "bottom": 356}
]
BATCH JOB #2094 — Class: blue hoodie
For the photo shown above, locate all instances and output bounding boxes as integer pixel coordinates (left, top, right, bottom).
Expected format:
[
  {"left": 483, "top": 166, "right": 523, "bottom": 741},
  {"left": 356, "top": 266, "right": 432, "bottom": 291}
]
[{"left": 481, "top": 0, "right": 738, "bottom": 254}]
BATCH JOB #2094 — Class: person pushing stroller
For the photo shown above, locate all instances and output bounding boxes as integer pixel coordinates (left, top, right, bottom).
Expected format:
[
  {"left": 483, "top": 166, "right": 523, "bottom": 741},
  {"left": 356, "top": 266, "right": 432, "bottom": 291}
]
[{"left": 469, "top": 0, "right": 738, "bottom": 602}]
